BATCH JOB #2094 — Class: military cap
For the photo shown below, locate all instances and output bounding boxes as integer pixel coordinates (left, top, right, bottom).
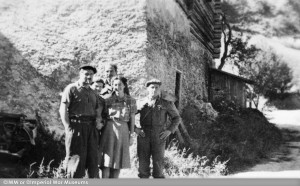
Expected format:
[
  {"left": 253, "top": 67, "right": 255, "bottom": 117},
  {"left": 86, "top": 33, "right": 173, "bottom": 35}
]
[
  {"left": 145, "top": 78, "right": 162, "bottom": 87},
  {"left": 79, "top": 64, "right": 97, "bottom": 74}
]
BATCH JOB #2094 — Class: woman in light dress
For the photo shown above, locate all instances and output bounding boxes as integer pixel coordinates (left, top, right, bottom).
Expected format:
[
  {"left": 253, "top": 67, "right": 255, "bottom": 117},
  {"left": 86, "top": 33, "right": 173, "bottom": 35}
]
[{"left": 98, "top": 76, "right": 136, "bottom": 178}]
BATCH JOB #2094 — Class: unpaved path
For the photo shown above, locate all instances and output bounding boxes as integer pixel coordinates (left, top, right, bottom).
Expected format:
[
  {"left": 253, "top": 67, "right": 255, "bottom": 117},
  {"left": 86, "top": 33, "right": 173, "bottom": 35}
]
[{"left": 229, "top": 110, "right": 300, "bottom": 178}]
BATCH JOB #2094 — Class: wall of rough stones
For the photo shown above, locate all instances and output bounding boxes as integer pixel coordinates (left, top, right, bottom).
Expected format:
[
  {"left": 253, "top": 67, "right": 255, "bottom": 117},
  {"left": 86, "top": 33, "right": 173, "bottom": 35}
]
[{"left": 145, "top": 0, "right": 214, "bottom": 109}]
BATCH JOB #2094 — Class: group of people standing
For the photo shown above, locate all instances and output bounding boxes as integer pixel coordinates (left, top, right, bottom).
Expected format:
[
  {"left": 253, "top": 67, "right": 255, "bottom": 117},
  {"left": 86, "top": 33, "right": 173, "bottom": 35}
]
[{"left": 59, "top": 63, "right": 182, "bottom": 179}]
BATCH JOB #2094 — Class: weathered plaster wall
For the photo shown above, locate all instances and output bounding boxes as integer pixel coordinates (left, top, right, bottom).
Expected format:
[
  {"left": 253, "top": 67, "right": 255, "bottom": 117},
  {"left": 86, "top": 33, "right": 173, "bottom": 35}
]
[
  {"left": 0, "top": 0, "right": 148, "bottom": 134},
  {"left": 146, "top": 0, "right": 214, "bottom": 109}
]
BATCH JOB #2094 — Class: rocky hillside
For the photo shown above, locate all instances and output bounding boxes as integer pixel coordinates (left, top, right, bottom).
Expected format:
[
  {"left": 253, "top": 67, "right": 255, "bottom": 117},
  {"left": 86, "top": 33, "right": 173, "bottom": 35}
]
[{"left": 221, "top": 0, "right": 300, "bottom": 90}]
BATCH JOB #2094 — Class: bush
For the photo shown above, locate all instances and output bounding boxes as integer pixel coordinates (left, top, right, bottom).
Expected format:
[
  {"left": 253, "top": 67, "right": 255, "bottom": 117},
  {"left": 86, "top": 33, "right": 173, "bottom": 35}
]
[
  {"left": 196, "top": 95, "right": 283, "bottom": 172},
  {"left": 210, "top": 90, "right": 241, "bottom": 114},
  {"left": 205, "top": 108, "right": 281, "bottom": 170},
  {"left": 180, "top": 91, "right": 282, "bottom": 173},
  {"left": 22, "top": 123, "right": 65, "bottom": 169}
]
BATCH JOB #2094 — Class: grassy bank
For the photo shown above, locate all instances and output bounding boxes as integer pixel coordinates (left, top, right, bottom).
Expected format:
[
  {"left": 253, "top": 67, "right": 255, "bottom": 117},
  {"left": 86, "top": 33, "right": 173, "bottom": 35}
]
[{"left": 182, "top": 98, "right": 283, "bottom": 173}]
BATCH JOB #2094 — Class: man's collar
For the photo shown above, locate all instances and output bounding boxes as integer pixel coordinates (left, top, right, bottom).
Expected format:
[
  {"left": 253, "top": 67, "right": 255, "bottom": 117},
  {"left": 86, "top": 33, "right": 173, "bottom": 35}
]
[
  {"left": 76, "top": 81, "right": 91, "bottom": 89},
  {"left": 147, "top": 94, "right": 161, "bottom": 101},
  {"left": 105, "top": 79, "right": 111, "bottom": 85}
]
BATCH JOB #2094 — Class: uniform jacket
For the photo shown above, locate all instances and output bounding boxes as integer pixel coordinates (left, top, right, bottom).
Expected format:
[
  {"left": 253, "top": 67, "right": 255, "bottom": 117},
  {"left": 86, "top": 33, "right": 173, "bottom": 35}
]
[{"left": 137, "top": 96, "right": 181, "bottom": 133}]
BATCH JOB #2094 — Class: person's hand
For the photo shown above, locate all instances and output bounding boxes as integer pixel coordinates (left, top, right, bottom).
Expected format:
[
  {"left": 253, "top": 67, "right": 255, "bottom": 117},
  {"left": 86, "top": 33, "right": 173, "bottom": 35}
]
[
  {"left": 134, "top": 128, "right": 145, "bottom": 137},
  {"left": 129, "top": 135, "right": 134, "bottom": 146},
  {"left": 64, "top": 127, "right": 73, "bottom": 139},
  {"left": 96, "top": 120, "right": 104, "bottom": 130},
  {"left": 62, "top": 156, "right": 70, "bottom": 171},
  {"left": 159, "top": 130, "right": 171, "bottom": 140}
]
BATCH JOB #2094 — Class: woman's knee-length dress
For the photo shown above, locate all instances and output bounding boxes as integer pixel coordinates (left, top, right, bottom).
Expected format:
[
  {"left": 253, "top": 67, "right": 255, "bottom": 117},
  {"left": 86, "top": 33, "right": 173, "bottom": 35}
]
[{"left": 99, "top": 94, "right": 136, "bottom": 169}]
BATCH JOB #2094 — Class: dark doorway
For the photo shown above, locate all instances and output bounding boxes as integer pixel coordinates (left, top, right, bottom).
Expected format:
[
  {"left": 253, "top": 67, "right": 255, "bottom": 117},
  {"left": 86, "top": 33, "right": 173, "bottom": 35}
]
[
  {"left": 166, "top": 70, "right": 183, "bottom": 148},
  {"left": 175, "top": 71, "right": 182, "bottom": 108}
]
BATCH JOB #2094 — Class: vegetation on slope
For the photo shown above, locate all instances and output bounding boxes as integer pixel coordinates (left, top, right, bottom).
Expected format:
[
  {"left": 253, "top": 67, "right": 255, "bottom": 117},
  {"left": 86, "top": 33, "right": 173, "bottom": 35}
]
[{"left": 182, "top": 93, "right": 282, "bottom": 173}]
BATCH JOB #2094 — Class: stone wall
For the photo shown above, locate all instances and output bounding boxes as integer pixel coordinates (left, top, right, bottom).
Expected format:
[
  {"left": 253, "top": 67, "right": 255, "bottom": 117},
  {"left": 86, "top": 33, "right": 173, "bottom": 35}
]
[
  {"left": 0, "top": 0, "right": 148, "bottom": 134},
  {"left": 145, "top": 0, "right": 214, "bottom": 109}
]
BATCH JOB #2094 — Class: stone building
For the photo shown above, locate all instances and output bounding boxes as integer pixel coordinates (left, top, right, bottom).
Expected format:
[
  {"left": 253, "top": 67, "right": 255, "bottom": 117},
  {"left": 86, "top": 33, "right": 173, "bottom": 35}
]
[
  {"left": 0, "top": 0, "right": 221, "bottom": 134},
  {"left": 141, "top": 0, "right": 222, "bottom": 110}
]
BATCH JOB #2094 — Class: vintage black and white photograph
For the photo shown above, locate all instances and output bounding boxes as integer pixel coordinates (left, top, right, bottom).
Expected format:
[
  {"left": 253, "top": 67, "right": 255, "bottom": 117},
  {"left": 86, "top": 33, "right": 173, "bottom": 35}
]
[{"left": 0, "top": 0, "right": 299, "bottom": 181}]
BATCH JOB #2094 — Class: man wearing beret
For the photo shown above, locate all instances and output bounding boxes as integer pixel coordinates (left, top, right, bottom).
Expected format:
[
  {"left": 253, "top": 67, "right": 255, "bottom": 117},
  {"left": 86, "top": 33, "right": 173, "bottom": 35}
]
[
  {"left": 135, "top": 79, "right": 182, "bottom": 178},
  {"left": 59, "top": 65, "right": 103, "bottom": 178}
]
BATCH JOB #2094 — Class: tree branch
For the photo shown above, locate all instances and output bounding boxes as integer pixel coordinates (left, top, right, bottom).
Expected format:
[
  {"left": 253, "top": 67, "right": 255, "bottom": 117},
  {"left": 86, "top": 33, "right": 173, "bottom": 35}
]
[{"left": 218, "top": 13, "right": 232, "bottom": 70}]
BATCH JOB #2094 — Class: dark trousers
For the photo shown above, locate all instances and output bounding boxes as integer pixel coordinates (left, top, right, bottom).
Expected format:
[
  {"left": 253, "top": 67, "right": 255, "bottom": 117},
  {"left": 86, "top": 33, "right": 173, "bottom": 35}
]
[
  {"left": 137, "top": 126, "right": 165, "bottom": 178},
  {"left": 68, "top": 121, "right": 99, "bottom": 178}
]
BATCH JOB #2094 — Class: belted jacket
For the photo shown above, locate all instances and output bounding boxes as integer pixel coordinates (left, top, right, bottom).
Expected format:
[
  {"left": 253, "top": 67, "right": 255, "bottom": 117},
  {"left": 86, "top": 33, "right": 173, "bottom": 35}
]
[{"left": 137, "top": 96, "right": 181, "bottom": 133}]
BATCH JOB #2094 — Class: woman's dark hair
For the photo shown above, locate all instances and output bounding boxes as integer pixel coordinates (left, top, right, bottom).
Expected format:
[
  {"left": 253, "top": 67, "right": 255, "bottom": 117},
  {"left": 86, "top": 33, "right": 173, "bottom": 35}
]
[{"left": 111, "top": 76, "right": 130, "bottom": 95}]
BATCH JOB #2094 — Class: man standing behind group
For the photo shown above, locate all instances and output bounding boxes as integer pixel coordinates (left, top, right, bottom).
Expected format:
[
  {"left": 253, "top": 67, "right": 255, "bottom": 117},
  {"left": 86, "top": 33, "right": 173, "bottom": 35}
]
[
  {"left": 135, "top": 79, "right": 181, "bottom": 178},
  {"left": 59, "top": 65, "right": 103, "bottom": 178},
  {"left": 101, "top": 64, "right": 118, "bottom": 98}
]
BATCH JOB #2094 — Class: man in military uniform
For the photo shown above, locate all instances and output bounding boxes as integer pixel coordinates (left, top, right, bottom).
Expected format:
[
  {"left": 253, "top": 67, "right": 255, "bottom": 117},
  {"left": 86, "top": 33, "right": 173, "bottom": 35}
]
[
  {"left": 100, "top": 64, "right": 118, "bottom": 98},
  {"left": 59, "top": 65, "right": 103, "bottom": 178},
  {"left": 135, "top": 79, "right": 181, "bottom": 178}
]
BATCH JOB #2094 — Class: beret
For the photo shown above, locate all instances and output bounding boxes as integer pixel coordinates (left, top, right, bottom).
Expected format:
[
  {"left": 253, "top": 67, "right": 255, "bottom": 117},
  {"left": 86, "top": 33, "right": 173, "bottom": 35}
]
[
  {"left": 145, "top": 78, "right": 162, "bottom": 87},
  {"left": 79, "top": 65, "right": 97, "bottom": 74}
]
